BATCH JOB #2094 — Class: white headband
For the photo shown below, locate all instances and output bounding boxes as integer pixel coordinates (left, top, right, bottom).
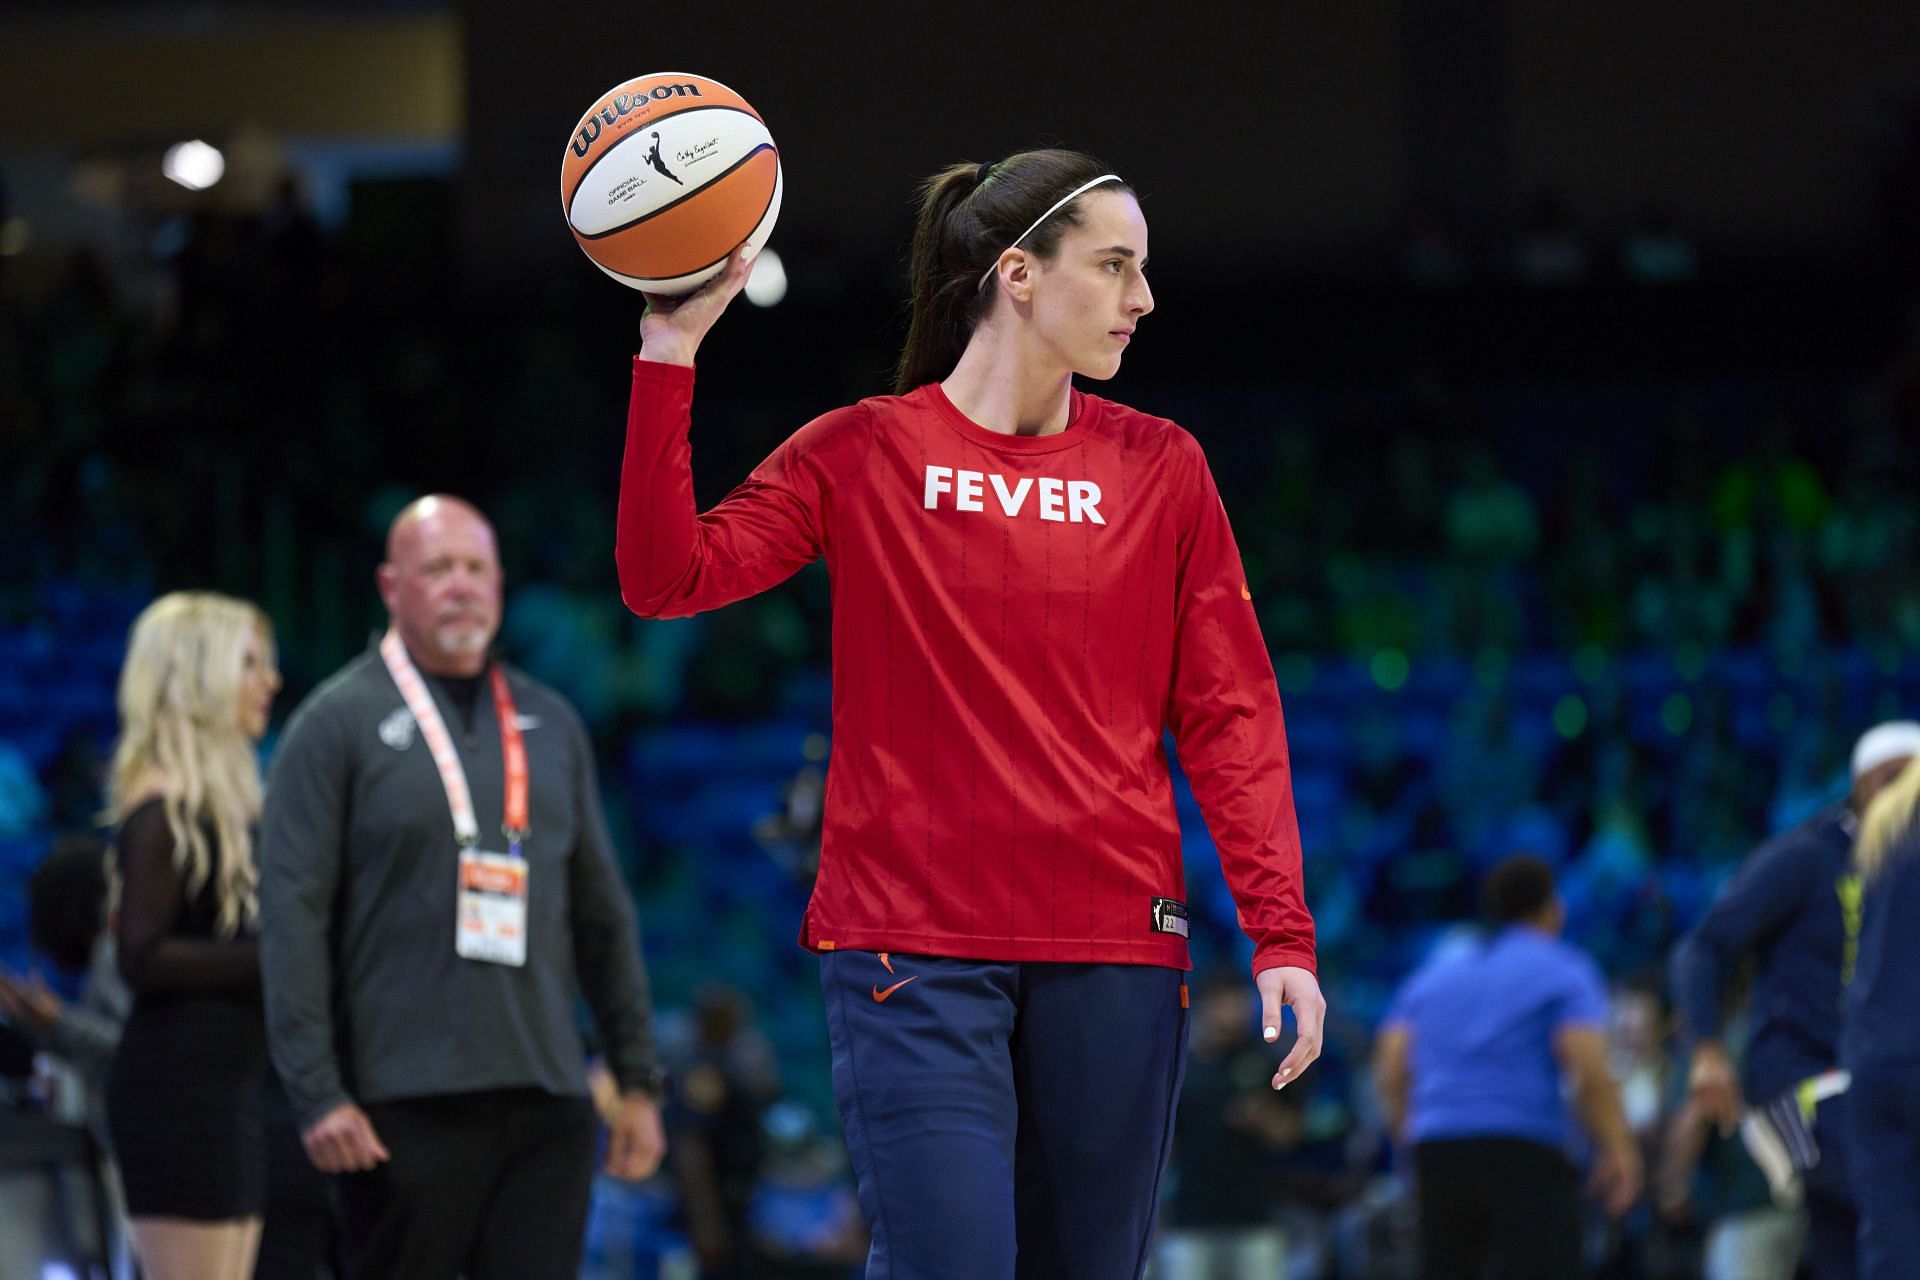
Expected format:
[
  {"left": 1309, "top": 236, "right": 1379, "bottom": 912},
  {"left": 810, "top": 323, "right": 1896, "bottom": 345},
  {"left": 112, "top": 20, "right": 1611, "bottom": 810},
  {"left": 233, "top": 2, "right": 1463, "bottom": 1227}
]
[
  {"left": 976, "top": 174, "right": 1124, "bottom": 292},
  {"left": 1853, "top": 721, "right": 1920, "bottom": 779}
]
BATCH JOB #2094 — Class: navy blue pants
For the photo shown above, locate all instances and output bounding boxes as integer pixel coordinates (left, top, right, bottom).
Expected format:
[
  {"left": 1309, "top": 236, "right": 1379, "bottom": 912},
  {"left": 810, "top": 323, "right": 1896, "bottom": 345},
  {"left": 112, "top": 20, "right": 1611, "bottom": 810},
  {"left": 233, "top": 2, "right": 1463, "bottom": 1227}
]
[
  {"left": 820, "top": 953, "right": 1190, "bottom": 1280},
  {"left": 1802, "top": 1090, "right": 1856, "bottom": 1280},
  {"left": 1849, "top": 1066, "right": 1920, "bottom": 1280}
]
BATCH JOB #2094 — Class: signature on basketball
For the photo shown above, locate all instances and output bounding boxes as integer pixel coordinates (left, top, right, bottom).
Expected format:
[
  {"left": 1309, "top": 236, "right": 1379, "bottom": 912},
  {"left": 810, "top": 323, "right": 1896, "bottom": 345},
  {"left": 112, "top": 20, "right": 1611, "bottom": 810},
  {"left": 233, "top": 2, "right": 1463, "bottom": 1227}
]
[{"left": 675, "top": 138, "right": 721, "bottom": 165}]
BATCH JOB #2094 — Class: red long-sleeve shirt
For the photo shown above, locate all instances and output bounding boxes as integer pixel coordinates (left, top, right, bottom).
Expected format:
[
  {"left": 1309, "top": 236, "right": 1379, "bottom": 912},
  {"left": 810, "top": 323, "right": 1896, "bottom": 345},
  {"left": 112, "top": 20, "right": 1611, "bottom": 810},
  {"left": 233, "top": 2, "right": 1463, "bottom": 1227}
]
[{"left": 619, "top": 358, "right": 1314, "bottom": 975}]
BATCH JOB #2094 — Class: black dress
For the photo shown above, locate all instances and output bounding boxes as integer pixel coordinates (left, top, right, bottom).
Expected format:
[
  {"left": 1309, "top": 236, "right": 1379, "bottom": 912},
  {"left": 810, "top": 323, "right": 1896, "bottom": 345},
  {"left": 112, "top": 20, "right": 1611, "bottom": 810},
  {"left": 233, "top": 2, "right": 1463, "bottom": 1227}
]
[{"left": 105, "top": 797, "right": 268, "bottom": 1219}]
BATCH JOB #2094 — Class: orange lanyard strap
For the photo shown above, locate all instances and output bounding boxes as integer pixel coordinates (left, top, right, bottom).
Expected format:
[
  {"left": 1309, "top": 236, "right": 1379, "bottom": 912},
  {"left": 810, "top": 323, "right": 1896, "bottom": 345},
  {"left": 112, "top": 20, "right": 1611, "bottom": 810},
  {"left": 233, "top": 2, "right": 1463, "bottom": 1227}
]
[{"left": 380, "top": 631, "right": 529, "bottom": 853}]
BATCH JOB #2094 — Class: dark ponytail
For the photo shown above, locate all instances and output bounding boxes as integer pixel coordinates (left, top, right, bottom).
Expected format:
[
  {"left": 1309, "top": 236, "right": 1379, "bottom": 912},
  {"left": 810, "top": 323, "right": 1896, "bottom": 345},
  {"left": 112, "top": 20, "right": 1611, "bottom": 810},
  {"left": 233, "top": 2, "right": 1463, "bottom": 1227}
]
[{"left": 893, "top": 148, "right": 1130, "bottom": 394}]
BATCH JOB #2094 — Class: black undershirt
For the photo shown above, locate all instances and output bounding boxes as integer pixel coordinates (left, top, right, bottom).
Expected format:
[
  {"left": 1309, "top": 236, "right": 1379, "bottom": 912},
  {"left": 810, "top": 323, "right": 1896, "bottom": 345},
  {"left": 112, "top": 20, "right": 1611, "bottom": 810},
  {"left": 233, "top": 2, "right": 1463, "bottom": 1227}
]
[{"left": 430, "top": 672, "right": 486, "bottom": 736}]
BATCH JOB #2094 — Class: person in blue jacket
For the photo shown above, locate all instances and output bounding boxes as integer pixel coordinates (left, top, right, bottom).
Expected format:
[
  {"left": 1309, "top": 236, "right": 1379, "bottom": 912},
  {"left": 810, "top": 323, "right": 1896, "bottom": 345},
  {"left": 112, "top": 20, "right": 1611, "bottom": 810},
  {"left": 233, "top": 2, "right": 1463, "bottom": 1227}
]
[
  {"left": 1671, "top": 720, "right": 1920, "bottom": 1280},
  {"left": 1846, "top": 744, "right": 1920, "bottom": 1280}
]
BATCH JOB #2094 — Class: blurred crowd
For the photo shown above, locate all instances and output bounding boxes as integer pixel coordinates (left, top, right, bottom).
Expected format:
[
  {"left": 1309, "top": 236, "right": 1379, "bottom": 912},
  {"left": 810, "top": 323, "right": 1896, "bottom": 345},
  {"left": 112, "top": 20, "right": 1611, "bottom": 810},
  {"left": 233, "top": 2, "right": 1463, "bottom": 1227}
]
[
  {"left": 7, "top": 179, "right": 1920, "bottom": 693},
  {"left": 4, "top": 178, "right": 1920, "bottom": 1278}
]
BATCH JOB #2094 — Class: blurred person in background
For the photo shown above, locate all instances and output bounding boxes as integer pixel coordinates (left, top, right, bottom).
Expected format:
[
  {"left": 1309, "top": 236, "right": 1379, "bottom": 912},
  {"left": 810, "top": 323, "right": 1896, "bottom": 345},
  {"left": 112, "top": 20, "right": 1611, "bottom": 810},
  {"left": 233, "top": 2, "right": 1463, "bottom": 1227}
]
[
  {"left": 665, "top": 985, "right": 781, "bottom": 1279},
  {"left": 1669, "top": 720, "right": 1920, "bottom": 1279},
  {"left": 1601, "top": 975, "right": 1686, "bottom": 1279},
  {"left": 259, "top": 495, "right": 666, "bottom": 1280},
  {"left": 0, "top": 832, "right": 132, "bottom": 1278},
  {"left": 1157, "top": 972, "right": 1294, "bottom": 1278},
  {"left": 752, "top": 734, "right": 829, "bottom": 887},
  {"left": 1373, "top": 855, "right": 1641, "bottom": 1280},
  {"left": 103, "top": 591, "right": 281, "bottom": 1280},
  {"left": 620, "top": 147, "right": 1321, "bottom": 1280},
  {"left": 746, "top": 1099, "right": 871, "bottom": 1278},
  {"left": 1657, "top": 1091, "right": 1802, "bottom": 1280},
  {"left": 0, "top": 832, "right": 130, "bottom": 1144},
  {"left": 1844, "top": 748, "right": 1920, "bottom": 1280}
]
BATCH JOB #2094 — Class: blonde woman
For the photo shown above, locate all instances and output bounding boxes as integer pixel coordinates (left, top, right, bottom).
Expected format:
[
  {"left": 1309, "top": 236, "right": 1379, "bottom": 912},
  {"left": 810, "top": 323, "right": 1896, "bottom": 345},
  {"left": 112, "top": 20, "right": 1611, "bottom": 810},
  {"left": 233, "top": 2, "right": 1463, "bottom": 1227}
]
[
  {"left": 1845, "top": 727, "right": 1920, "bottom": 1280},
  {"left": 104, "top": 591, "right": 281, "bottom": 1280}
]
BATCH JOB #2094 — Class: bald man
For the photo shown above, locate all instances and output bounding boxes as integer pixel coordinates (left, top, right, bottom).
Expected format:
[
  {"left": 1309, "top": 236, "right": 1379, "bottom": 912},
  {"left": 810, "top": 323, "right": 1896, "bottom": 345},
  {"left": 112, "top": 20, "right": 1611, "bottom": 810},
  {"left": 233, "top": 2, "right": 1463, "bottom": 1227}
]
[{"left": 260, "top": 496, "right": 665, "bottom": 1280}]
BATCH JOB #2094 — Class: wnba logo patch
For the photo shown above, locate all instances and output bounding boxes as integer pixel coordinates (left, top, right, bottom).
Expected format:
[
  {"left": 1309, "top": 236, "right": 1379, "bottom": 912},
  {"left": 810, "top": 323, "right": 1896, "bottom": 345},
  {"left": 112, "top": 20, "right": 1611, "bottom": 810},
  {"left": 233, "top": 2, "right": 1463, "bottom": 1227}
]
[{"left": 1150, "top": 898, "right": 1189, "bottom": 938}]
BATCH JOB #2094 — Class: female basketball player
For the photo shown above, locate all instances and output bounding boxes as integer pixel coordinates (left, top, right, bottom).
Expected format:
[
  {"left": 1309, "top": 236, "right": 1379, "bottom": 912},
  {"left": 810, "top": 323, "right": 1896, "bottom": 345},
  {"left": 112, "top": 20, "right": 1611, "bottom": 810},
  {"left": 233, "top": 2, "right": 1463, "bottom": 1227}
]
[{"left": 616, "top": 148, "right": 1322, "bottom": 1279}]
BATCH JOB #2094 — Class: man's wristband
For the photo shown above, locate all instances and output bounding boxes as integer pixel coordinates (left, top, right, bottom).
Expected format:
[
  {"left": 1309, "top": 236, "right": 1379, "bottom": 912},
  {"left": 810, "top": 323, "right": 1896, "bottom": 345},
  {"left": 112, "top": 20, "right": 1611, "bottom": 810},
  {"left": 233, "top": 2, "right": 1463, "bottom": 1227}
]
[{"left": 622, "top": 1064, "right": 669, "bottom": 1101}]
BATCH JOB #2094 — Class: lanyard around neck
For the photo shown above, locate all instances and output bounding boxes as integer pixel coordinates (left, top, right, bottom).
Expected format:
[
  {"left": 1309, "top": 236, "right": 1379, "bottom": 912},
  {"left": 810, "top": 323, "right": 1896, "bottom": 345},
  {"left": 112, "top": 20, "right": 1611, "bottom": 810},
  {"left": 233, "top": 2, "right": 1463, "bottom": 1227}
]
[{"left": 379, "top": 631, "right": 529, "bottom": 850}]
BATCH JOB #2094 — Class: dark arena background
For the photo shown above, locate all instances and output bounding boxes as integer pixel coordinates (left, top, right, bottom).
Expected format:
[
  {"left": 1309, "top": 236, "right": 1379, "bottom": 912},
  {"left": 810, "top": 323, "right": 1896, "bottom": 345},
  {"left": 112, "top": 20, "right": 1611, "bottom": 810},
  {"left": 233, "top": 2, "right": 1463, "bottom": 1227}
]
[{"left": 4, "top": 2, "right": 1920, "bottom": 1277}]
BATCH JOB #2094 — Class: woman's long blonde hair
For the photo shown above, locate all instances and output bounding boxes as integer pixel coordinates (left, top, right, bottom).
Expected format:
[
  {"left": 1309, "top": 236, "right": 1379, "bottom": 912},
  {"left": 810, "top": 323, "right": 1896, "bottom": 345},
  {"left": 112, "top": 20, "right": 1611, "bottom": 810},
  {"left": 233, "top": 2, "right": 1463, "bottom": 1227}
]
[
  {"left": 108, "top": 592, "right": 273, "bottom": 936},
  {"left": 1858, "top": 756, "right": 1920, "bottom": 882}
]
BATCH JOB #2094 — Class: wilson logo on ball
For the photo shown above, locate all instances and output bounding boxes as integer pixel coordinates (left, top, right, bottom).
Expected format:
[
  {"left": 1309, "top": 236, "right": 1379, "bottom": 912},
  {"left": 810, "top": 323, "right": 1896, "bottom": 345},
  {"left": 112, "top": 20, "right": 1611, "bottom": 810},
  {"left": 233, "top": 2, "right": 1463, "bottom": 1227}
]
[
  {"left": 561, "top": 72, "right": 783, "bottom": 297},
  {"left": 570, "top": 83, "right": 705, "bottom": 157}
]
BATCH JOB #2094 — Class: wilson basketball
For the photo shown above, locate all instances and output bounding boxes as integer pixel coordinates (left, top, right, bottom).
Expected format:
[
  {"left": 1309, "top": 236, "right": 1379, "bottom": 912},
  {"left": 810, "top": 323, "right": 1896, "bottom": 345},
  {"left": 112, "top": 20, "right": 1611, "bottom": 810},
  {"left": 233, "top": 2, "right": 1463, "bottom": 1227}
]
[{"left": 560, "top": 72, "right": 783, "bottom": 294}]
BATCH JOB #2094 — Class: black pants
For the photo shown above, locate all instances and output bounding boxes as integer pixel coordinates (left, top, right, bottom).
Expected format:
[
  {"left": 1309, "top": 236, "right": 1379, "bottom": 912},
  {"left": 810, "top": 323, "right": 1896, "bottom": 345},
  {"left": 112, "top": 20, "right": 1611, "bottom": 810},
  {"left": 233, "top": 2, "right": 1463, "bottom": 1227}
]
[
  {"left": 255, "top": 1070, "right": 337, "bottom": 1279},
  {"left": 1413, "top": 1137, "right": 1582, "bottom": 1280},
  {"left": 334, "top": 1088, "right": 597, "bottom": 1280}
]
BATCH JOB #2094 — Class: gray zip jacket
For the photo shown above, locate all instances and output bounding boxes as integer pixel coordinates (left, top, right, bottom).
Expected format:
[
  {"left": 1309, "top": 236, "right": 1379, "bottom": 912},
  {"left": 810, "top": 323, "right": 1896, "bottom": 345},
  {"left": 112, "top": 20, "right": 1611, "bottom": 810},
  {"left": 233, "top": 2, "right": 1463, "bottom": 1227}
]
[{"left": 259, "top": 649, "right": 659, "bottom": 1127}]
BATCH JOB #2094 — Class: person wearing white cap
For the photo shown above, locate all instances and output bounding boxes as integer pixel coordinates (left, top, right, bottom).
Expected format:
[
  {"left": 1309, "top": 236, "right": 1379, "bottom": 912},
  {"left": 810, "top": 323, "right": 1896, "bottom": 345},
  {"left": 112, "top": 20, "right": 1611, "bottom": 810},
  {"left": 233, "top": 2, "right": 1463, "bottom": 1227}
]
[
  {"left": 1850, "top": 720, "right": 1920, "bottom": 786},
  {"left": 1845, "top": 730, "right": 1920, "bottom": 1280},
  {"left": 1669, "top": 720, "right": 1919, "bottom": 1280}
]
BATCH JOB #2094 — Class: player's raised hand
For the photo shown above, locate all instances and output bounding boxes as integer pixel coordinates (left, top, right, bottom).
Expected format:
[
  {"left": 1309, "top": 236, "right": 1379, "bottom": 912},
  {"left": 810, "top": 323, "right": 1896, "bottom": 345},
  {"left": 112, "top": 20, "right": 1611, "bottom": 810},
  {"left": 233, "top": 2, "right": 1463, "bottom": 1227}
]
[
  {"left": 638, "top": 244, "right": 757, "bottom": 366},
  {"left": 1257, "top": 964, "right": 1326, "bottom": 1089}
]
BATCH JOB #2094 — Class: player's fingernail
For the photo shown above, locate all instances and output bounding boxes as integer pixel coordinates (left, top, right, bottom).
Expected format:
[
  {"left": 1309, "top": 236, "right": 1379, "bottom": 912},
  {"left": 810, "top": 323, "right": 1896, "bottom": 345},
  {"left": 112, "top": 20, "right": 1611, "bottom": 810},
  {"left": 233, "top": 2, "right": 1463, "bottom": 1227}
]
[
  {"left": 740, "top": 243, "right": 759, "bottom": 262},
  {"left": 1264, "top": 1026, "right": 1278, "bottom": 1042}
]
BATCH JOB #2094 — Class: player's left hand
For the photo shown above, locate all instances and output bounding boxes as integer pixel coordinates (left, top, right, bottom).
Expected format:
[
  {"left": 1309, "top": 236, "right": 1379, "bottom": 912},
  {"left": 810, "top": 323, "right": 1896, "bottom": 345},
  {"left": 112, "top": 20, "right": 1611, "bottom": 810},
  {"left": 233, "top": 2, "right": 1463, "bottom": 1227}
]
[
  {"left": 1255, "top": 965, "right": 1325, "bottom": 1090},
  {"left": 604, "top": 1092, "right": 667, "bottom": 1181}
]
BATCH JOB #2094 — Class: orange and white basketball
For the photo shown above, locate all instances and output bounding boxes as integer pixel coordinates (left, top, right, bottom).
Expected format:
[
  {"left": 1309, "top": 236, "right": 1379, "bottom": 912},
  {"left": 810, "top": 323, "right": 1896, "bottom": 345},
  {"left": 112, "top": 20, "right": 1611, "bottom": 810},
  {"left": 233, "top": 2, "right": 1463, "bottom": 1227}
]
[{"left": 560, "top": 72, "right": 783, "bottom": 294}]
